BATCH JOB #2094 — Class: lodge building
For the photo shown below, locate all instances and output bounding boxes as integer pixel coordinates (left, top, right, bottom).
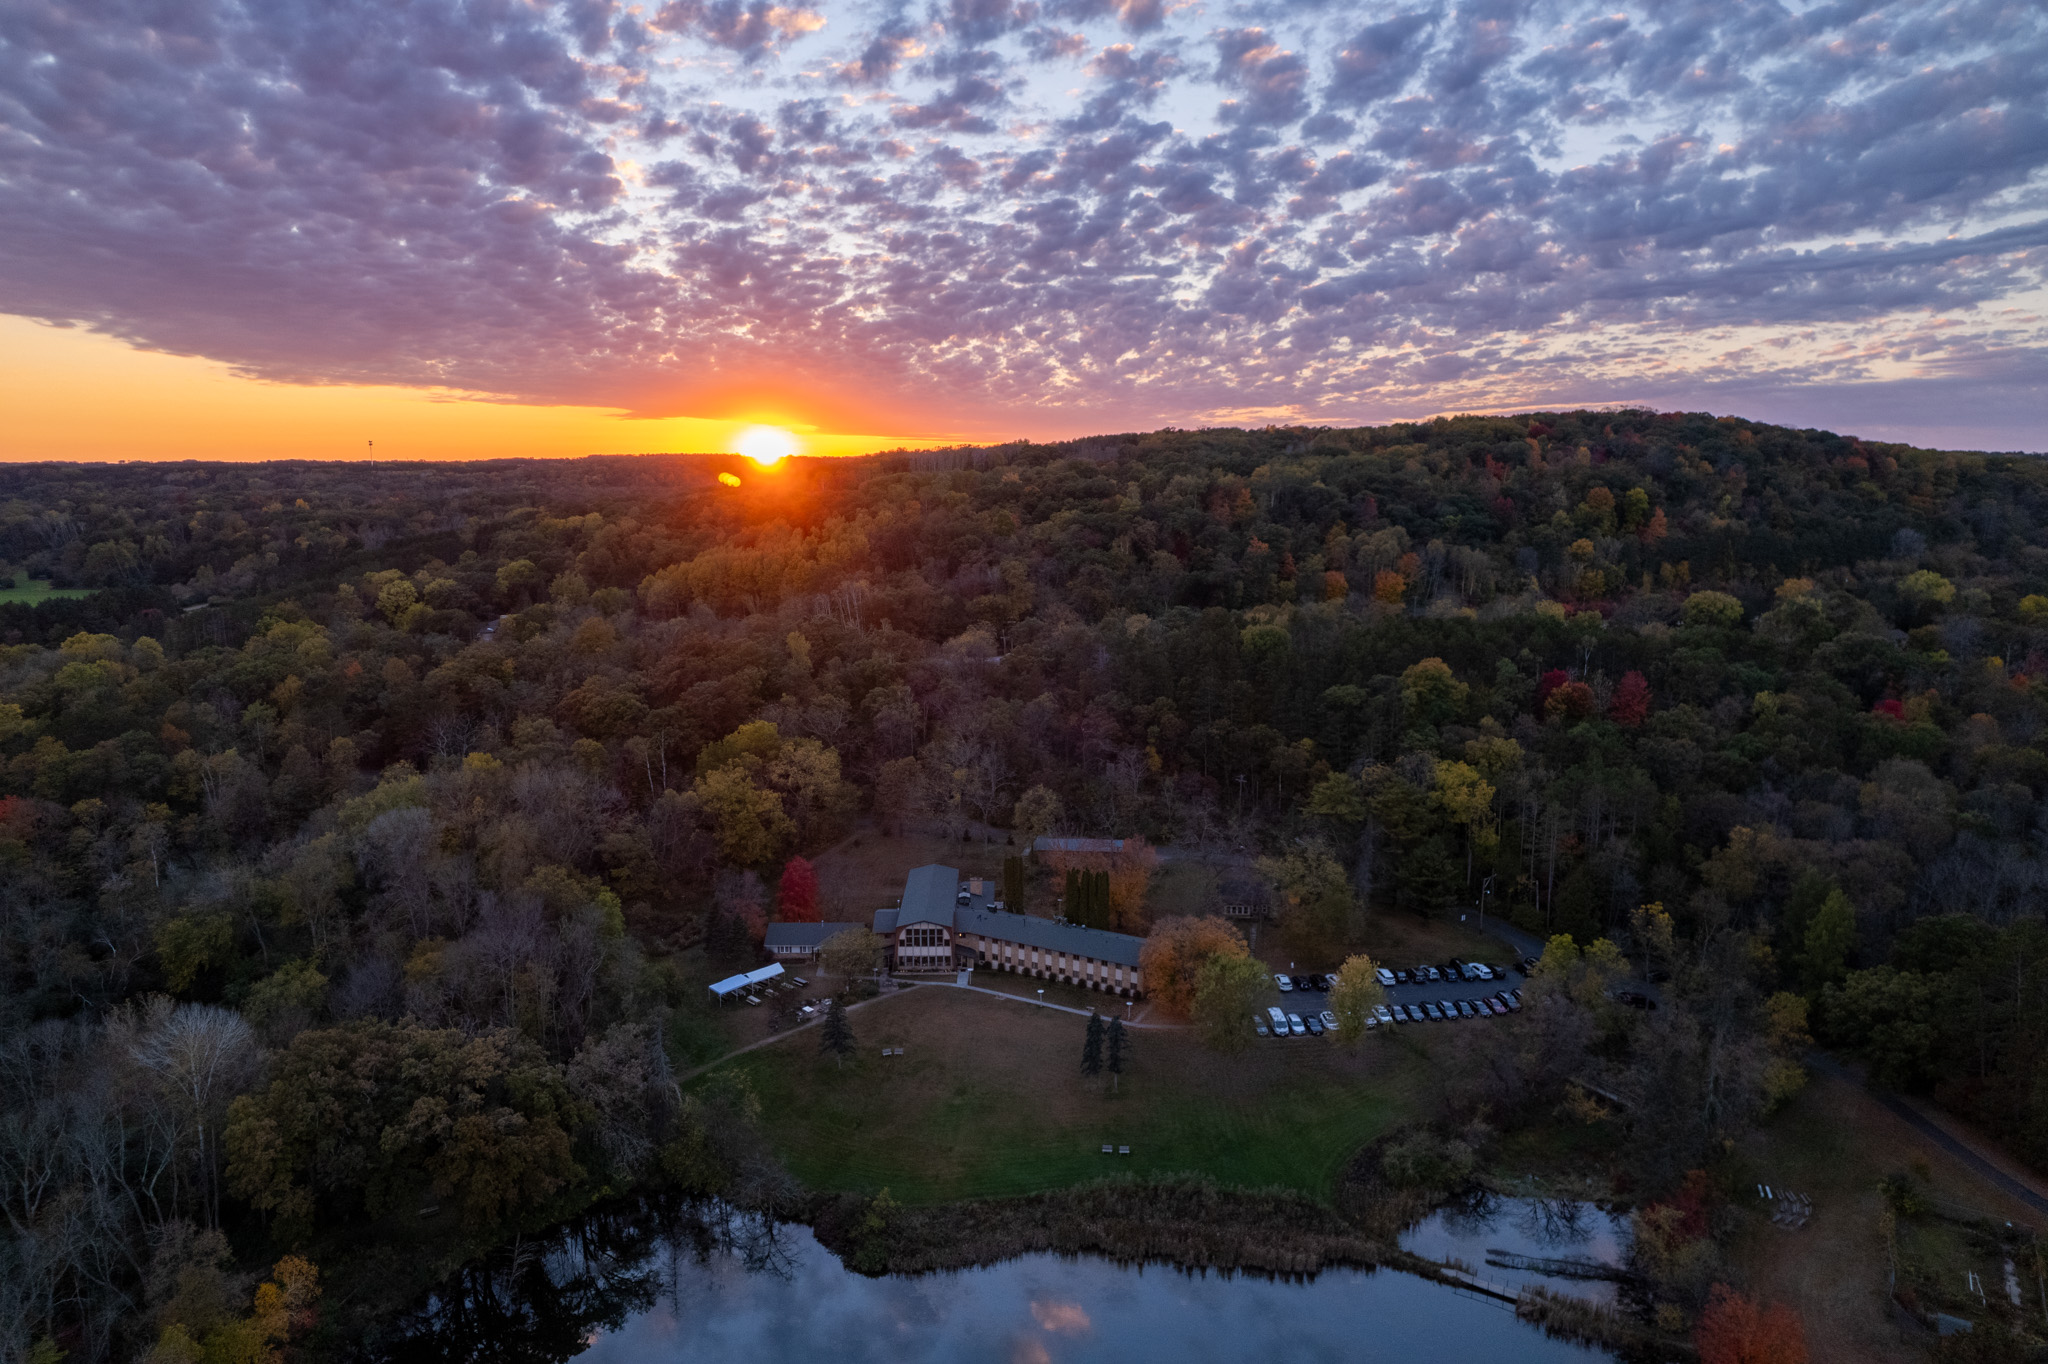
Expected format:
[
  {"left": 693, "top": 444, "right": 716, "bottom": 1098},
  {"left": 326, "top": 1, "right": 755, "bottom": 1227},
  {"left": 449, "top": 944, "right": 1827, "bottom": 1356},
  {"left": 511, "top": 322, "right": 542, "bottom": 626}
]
[{"left": 873, "top": 864, "right": 1146, "bottom": 997}]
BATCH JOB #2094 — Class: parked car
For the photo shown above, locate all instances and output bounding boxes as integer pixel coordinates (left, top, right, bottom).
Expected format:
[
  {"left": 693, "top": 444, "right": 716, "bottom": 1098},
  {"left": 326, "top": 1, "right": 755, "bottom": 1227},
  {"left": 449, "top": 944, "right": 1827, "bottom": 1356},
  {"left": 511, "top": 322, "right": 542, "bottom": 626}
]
[
  {"left": 1394, "top": 968, "right": 1412, "bottom": 985},
  {"left": 1268, "top": 1006, "right": 1289, "bottom": 1032},
  {"left": 1275, "top": 974, "right": 1293, "bottom": 992},
  {"left": 1496, "top": 992, "right": 1521, "bottom": 1012},
  {"left": 1320, "top": 1010, "right": 1338, "bottom": 1030},
  {"left": 798, "top": 1003, "right": 817, "bottom": 1018},
  {"left": 1304, "top": 1014, "right": 1325, "bottom": 1036},
  {"left": 1376, "top": 967, "right": 1397, "bottom": 987},
  {"left": 1422, "top": 1002, "right": 1443, "bottom": 1021},
  {"left": 1254, "top": 1017, "right": 1271, "bottom": 1037},
  {"left": 1286, "top": 1013, "right": 1306, "bottom": 1036},
  {"left": 1419, "top": 964, "right": 1440, "bottom": 981},
  {"left": 1374, "top": 1004, "right": 1393, "bottom": 1025},
  {"left": 1466, "top": 962, "right": 1493, "bottom": 980},
  {"left": 1390, "top": 1004, "right": 1409, "bottom": 1023},
  {"left": 1436, "top": 999, "right": 1457, "bottom": 1019},
  {"left": 1516, "top": 956, "right": 1538, "bottom": 975},
  {"left": 1455, "top": 999, "right": 1477, "bottom": 1019}
]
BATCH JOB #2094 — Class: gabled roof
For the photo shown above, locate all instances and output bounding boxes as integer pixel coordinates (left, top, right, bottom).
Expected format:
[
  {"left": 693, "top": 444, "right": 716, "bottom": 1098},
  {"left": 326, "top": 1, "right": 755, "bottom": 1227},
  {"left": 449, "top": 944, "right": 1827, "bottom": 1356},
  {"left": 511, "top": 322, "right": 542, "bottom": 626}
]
[
  {"left": 957, "top": 907, "right": 1144, "bottom": 967},
  {"left": 894, "top": 863, "right": 961, "bottom": 929},
  {"left": 763, "top": 922, "right": 863, "bottom": 948},
  {"left": 1032, "top": 837, "right": 1125, "bottom": 854}
]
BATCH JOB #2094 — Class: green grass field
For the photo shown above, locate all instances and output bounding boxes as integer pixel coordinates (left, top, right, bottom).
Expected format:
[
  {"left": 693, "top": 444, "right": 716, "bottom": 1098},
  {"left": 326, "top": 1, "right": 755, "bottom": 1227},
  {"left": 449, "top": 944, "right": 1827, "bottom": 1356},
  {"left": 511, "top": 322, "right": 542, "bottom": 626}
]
[
  {"left": 698, "top": 985, "right": 1429, "bottom": 1205},
  {"left": 0, "top": 580, "right": 96, "bottom": 606}
]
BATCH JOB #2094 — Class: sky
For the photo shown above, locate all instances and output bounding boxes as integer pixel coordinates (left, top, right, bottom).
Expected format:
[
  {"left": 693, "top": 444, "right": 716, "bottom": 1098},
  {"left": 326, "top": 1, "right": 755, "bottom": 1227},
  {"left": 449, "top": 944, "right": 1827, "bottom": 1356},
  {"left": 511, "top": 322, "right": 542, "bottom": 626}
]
[{"left": 3, "top": 0, "right": 2046, "bottom": 460}]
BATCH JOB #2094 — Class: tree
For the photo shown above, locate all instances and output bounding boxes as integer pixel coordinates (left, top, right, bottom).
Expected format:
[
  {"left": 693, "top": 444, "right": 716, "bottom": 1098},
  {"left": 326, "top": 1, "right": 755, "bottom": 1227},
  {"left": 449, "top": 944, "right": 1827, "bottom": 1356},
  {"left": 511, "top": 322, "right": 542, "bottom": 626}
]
[
  {"left": 1081, "top": 1012, "right": 1105, "bottom": 1077},
  {"left": 1695, "top": 1284, "right": 1808, "bottom": 1364},
  {"left": 819, "top": 999, "right": 855, "bottom": 1069},
  {"left": 1105, "top": 1018, "right": 1127, "bottom": 1094},
  {"left": 1399, "top": 657, "right": 1469, "bottom": 724},
  {"left": 1139, "top": 916, "right": 1250, "bottom": 1017},
  {"left": 1258, "top": 841, "right": 1354, "bottom": 956},
  {"left": 779, "top": 855, "right": 820, "bottom": 923},
  {"left": 819, "top": 926, "right": 885, "bottom": 983},
  {"left": 1330, "top": 954, "right": 1387, "bottom": 1044},
  {"left": 122, "top": 998, "right": 262, "bottom": 1228},
  {"left": 1681, "top": 590, "right": 1744, "bottom": 628},
  {"left": 1608, "top": 670, "right": 1651, "bottom": 727},
  {"left": 1192, "top": 953, "right": 1269, "bottom": 1052},
  {"left": 1800, "top": 888, "right": 1855, "bottom": 991},
  {"left": 1012, "top": 785, "right": 1063, "bottom": 842},
  {"left": 1002, "top": 854, "right": 1025, "bottom": 910}
]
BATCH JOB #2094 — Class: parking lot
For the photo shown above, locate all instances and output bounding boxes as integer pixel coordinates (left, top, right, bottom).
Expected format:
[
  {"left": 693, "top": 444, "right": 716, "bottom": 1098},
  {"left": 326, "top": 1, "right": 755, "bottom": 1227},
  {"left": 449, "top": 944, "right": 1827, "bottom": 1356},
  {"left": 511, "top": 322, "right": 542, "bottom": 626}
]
[{"left": 1256, "top": 956, "right": 1533, "bottom": 1038}]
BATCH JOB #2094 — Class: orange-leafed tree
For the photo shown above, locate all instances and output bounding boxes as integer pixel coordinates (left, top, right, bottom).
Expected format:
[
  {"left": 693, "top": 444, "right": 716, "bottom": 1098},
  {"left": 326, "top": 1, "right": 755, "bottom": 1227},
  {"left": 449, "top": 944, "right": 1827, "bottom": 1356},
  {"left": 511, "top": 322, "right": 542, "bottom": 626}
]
[
  {"left": 1139, "top": 916, "right": 1249, "bottom": 1017},
  {"left": 780, "top": 855, "right": 820, "bottom": 922},
  {"left": 1695, "top": 1284, "right": 1809, "bottom": 1364}
]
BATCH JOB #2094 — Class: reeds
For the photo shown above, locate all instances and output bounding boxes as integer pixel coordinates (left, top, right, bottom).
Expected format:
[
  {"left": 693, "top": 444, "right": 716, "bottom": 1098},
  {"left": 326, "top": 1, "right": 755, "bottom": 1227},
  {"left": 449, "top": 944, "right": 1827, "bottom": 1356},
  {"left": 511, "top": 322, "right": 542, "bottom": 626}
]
[{"left": 808, "top": 1174, "right": 1389, "bottom": 1277}]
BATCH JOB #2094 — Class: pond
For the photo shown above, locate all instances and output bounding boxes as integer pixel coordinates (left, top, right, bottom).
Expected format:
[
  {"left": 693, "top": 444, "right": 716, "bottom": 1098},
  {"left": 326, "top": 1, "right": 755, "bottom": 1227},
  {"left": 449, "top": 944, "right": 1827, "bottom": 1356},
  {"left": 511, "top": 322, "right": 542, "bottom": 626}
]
[
  {"left": 1401, "top": 1192, "right": 1637, "bottom": 1306},
  {"left": 362, "top": 1202, "right": 1614, "bottom": 1363}
]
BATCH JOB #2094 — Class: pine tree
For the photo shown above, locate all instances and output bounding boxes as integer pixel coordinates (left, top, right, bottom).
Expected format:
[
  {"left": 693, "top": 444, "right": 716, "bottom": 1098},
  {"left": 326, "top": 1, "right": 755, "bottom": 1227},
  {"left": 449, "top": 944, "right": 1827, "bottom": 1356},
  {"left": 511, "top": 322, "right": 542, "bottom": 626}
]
[
  {"left": 1064, "top": 868, "right": 1081, "bottom": 921},
  {"left": 1093, "top": 869, "right": 1111, "bottom": 927},
  {"left": 1106, "top": 1017, "right": 1127, "bottom": 1093},
  {"left": 1081, "top": 1012, "right": 1105, "bottom": 1077},
  {"left": 1003, "top": 855, "right": 1025, "bottom": 911},
  {"left": 820, "top": 998, "right": 856, "bottom": 1068}
]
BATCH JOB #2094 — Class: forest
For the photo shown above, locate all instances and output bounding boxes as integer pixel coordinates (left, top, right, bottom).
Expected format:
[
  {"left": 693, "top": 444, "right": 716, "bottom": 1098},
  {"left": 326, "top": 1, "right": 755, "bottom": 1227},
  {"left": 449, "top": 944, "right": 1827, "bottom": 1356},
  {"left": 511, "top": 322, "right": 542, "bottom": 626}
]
[{"left": 5, "top": 409, "right": 2048, "bottom": 1360}]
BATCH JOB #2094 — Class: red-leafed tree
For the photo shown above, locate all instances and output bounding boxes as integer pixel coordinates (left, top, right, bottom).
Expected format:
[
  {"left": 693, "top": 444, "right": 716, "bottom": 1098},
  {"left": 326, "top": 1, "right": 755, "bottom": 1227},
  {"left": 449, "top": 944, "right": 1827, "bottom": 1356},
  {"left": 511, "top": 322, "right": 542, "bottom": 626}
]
[
  {"left": 1545, "top": 680, "right": 1595, "bottom": 722},
  {"left": 779, "top": 855, "right": 820, "bottom": 922},
  {"left": 1695, "top": 1284, "right": 1809, "bottom": 1364},
  {"left": 1535, "top": 668, "right": 1571, "bottom": 713},
  {"left": 1609, "top": 670, "right": 1651, "bottom": 727}
]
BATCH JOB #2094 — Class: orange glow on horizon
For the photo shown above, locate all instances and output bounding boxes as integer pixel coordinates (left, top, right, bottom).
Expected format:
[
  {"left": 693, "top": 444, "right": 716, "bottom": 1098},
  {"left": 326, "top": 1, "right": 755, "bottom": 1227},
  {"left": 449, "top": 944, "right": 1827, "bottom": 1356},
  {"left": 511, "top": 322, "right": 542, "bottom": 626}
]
[{"left": 0, "top": 318, "right": 970, "bottom": 462}]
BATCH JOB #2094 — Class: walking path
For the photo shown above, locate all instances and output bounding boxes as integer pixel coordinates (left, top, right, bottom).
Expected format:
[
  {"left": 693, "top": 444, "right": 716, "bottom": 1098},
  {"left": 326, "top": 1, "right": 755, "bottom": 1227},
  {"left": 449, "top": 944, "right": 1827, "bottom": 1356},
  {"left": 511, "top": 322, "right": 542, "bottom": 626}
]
[
  {"left": 1809, "top": 1053, "right": 2048, "bottom": 1220},
  {"left": 677, "top": 975, "right": 1183, "bottom": 1083}
]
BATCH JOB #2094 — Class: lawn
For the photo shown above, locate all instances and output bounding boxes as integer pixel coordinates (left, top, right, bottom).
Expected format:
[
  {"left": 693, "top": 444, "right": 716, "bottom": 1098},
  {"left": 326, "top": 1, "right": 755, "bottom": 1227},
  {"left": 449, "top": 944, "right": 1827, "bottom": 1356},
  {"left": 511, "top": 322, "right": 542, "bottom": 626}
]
[
  {"left": 1731, "top": 1069, "right": 2048, "bottom": 1364},
  {"left": 809, "top": 828, "right": 1017, "bottom": 920},
  {"left": 0, "top": 579, "right": 95, "bottom": 606},
  {"left": 695, "top": 984, "right": 1429, "bottom": 1205}
]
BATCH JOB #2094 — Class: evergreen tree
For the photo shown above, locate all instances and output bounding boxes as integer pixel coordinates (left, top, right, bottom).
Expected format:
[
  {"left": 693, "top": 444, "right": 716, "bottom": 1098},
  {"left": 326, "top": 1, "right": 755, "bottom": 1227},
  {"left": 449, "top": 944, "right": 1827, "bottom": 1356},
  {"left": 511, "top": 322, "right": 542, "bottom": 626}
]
[
  {"left": 1094, "top": 869, "right": 1112, "bottom": 926},
  {"left": 1106, "top": 1017, "right": 1127, "bottom": 1093},
  {"left": 1081, "top": 1012, "right": 1105, "bottom": 1076},
  {"left": 1003, "top": 855, "right": 1025, "bottom": 911},
  {"left": 820, "top": 998, "right": 856, "bottom": 1068},
  {"left": 1064, "top": 868, "right": 1081, "bottom": 921}
]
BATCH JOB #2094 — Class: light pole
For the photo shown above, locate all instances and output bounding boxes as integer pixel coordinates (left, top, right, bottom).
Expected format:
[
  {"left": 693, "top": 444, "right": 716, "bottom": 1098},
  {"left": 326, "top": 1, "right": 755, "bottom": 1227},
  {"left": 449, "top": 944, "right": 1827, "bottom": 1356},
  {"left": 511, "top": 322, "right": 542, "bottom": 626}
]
[
  {"left": 1479, "top": 875, "right": 1494, "bottom": 928},
  {"left": 1036, "top": 988, "right": 1045, "bottom": 1006}
]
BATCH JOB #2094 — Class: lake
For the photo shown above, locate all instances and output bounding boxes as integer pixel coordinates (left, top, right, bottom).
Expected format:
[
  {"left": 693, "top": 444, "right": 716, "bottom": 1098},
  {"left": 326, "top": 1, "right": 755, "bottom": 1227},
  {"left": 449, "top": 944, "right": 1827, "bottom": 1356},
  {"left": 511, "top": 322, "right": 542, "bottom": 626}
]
[{"left": 364, "top": 1201, "right": 1614, "bottom": 1363}]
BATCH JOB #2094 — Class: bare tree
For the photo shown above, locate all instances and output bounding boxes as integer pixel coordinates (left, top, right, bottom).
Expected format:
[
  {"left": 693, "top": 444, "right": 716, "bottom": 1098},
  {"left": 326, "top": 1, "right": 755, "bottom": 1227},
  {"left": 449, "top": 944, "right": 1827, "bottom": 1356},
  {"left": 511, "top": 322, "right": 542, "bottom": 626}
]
[{"left": 117, "top": 999, "right": 260, "bottom": 1229}]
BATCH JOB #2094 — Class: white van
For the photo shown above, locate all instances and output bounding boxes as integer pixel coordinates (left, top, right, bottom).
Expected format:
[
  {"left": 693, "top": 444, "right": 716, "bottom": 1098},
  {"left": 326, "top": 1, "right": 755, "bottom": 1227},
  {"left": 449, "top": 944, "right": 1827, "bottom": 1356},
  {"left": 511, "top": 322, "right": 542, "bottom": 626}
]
[{"left": 1267, "top": 1006, "right": 1289, "bottom": 1034}]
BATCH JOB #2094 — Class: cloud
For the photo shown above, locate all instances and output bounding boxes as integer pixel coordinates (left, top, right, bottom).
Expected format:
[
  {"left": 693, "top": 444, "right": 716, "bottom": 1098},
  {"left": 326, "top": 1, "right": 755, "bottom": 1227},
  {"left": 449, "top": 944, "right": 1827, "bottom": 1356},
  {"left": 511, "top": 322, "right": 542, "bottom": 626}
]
[{"left": 0, "top": 0, "right": 2044, "bottom": 447}]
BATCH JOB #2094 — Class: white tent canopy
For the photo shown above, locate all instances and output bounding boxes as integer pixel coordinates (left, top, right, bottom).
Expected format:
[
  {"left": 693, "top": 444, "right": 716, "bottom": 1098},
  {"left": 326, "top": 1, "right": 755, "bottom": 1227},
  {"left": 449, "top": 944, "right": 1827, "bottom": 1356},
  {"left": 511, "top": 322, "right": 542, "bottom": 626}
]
[{"left": 708, "top": 962, "right": 785, "bottom": 999}]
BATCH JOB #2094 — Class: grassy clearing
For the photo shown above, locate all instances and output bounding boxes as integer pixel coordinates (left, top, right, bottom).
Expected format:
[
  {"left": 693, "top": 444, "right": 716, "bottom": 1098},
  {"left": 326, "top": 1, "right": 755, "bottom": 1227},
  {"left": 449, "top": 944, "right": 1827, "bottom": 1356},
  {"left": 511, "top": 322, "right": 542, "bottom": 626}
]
[
  {"left": 1733, "top": 1070, "right": 2046, "bottom": 1364},
  {"left": 698, "top": 984, "right": 1430, "bottom": 1205},
  {"left": 809, "top": 829, "right": 1016, "bottom": 919},
  {"left": 0, "top": 580, "right": 95, "bottom": 606}
]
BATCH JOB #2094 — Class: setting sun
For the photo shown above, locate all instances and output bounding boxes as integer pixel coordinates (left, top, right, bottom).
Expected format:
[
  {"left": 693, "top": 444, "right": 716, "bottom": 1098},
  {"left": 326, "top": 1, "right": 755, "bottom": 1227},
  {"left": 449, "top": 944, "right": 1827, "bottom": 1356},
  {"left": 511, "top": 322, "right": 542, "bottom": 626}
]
[{"left": 733, "top": 425, "right": 799, "bottom": 466}]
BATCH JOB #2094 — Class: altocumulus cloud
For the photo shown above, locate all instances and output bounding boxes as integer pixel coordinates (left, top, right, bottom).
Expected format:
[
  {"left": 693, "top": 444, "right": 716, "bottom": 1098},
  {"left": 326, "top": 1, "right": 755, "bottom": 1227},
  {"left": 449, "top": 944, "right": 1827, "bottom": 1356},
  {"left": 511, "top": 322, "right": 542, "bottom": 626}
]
[{"left": 2, "top": 0, "right": 2046, "bottom": 444}]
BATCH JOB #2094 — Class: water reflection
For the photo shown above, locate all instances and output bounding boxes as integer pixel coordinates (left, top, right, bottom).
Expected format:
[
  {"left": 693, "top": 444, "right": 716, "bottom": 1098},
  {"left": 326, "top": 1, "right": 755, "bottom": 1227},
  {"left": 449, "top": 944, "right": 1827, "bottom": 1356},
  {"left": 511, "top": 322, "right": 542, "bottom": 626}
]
[
  {"left": 1401, "top": 1192, "right": 1634, "bottom": 1306},
  {"left": 365, "top": 1199, "right": 1611, "bottom": 1363}
]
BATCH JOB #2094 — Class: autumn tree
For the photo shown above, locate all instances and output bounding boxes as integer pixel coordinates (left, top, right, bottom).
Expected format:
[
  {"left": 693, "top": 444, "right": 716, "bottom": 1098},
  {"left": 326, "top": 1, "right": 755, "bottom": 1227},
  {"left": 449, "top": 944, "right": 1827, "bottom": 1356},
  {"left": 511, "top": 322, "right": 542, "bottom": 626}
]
[
  {"left": 1694, "top": 1284, "right": 1808, "bottom": 1364},
  {"left": 1138, "top": 916, "right": 1250, "bottom": 1018},
  {"left": 1330, "top": 954, "right": 1387, "bottom": 1044},
  {"left": 779, "top": 855, "right": 820, "bottom": 923}
]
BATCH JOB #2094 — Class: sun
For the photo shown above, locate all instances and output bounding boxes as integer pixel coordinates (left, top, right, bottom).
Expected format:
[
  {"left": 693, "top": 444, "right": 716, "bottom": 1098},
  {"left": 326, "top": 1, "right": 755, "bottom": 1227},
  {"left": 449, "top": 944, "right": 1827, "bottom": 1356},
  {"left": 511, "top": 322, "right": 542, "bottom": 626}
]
[{"left": 733, "top": 425, "right": 799, "bottom": 466}]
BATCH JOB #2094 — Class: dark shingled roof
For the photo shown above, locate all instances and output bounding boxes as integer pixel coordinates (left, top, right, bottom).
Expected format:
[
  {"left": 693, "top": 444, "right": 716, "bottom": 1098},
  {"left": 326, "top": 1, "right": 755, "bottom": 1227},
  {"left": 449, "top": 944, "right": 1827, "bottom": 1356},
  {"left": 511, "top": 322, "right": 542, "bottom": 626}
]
[
  {"left": 874, "top": 864, "right": 1143, "bottom": 968},
  {"left": 763, "top": 922, "right": 863, "bottom": 949}
]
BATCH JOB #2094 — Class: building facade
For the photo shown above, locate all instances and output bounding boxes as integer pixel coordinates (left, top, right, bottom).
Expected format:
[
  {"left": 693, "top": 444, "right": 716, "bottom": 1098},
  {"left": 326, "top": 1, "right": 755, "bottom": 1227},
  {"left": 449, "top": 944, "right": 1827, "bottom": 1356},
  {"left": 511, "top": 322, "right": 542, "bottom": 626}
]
[{"left": 873, "top": 864, "right": 1146, "bottom": 996}]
